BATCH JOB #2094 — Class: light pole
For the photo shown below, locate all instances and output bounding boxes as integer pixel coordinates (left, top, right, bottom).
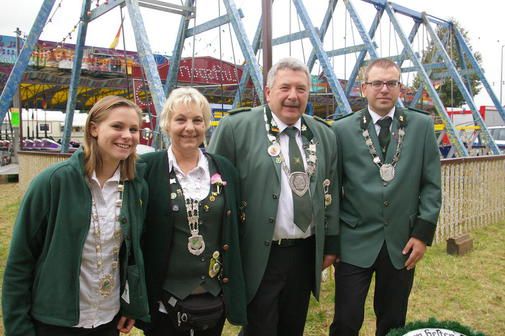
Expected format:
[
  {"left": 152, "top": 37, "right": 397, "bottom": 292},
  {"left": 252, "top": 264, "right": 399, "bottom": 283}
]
[{"left": 501, "top": 44, "right": 505, "bottom": 106}]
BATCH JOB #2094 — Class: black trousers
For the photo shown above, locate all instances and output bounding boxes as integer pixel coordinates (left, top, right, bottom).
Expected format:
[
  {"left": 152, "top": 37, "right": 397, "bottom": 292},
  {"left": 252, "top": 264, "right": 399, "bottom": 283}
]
[
  {"left": 329, "top": 243, "right": 415, "bottom": 336},
  {"left": 242, "top": 236, "right": 315, "bottom": 336},
  {"left": 34, "top": 316, "right": 119, "bottom": 336},
  {"left": 144, "top": 308, "right": 225, "bottom": 336}
]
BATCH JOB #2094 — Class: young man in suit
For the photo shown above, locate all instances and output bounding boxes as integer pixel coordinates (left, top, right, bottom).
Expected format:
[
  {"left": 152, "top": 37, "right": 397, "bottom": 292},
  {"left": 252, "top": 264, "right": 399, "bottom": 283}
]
[
  {"left": 208, "top": 57, "right": 339, "bottom": 336},
  {"left": 329, "top": 58, "right": 442, "bottom": 336}
]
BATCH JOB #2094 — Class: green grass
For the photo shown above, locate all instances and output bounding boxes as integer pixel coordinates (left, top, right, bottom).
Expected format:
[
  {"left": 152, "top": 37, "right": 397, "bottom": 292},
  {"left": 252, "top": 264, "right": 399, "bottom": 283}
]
[{"left": 1, "top": 182, "right": 504, "bottom": 335}]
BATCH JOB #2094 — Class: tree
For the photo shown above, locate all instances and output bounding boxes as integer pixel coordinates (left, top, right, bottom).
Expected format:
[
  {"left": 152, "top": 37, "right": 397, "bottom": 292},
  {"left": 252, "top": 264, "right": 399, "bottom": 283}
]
[{"left": 412, "top": 20, "right": 482, "bottom": 108}]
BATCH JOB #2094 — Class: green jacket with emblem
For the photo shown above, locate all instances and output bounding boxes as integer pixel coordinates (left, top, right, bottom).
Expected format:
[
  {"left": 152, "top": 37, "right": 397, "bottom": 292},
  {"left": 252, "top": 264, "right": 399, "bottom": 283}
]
[
  {"left": 139, "top": 151, "right": 247, "bottom": 326},
  {"left": 207, "top": 105, "right": 340, "bottom": 302},
  {"left": 332, "top": 107, "right": 441, "bottom": 269},
  {"left": 2, "top": 149, "right": 150, "bottom": 336}
]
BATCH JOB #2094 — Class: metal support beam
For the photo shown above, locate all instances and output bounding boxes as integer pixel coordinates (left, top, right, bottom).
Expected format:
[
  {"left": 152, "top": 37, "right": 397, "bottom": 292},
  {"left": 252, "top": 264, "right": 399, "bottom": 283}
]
[
  {"left": 423, "top": 14, "right": 499, "bottom": 154},
  {"left": 292, "top": 0, "right": 352, "bottom": 116},
  {"left": 384, "top": 3, "right": 468, "bottom": 156},
  {"left": 138, "top": 0, "right": 194, "bottom": 15},
  {"left": 223, "top": 0, "right": 263, "bottom": 103},
  {"left": 61, "top": 0, "right": 91, "bottom": 153},
  {"left": 186, "top": 10, "right": 242, "bottom": 38},
  {"left": 232, "top": 12, "right": 263, "bottom": 108},
  {"left": 307, "top": 0, "right": 338, "bottom": 71},
  {"left": 326, "top": 43, "right": 373, "bottom": 57},
  {"left": 125, "top": 0, "right": 167, "bottom": 149},
  {"left": 271, "top": 29, "right": 314, "bottom": 47},
  {"left": 0, "top": 0, "right": 56, "bottom": 127},
  {"left": 344, "top": 0, "right": 384, "bottom": 96},
  {"left": 88, "top": 0, "right": 124, "bottom": 21},
  {"left": 453, "top": 27, "right": 505, "bottom": 124},
  {"left": 164, "top": 0, "right": 195, "bottom": 97},
  {"left": 344, "top": 0, "right": 405, "bottom": 109}
]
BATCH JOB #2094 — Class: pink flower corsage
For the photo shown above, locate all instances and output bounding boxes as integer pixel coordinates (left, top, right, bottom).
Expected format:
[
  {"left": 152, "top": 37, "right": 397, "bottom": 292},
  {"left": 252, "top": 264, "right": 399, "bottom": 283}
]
[{"left": 211, "top": 173, "right": 227, "bottom": 194}]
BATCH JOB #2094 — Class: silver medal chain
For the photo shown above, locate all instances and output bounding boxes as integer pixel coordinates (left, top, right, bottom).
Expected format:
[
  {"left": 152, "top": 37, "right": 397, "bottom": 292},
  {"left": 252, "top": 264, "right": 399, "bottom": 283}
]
[
  {"left": 263, "top": 107, "right": 318, "bottom": 181},
  {"left": 362, "top": 126, "right": 405, "bottom": 182}
]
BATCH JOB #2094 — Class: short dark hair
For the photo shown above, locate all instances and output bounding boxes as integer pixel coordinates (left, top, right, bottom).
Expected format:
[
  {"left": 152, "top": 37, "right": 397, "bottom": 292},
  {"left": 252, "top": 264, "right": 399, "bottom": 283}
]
[{"left": 364, "top": 58, "right": 401, "bottom": 81}]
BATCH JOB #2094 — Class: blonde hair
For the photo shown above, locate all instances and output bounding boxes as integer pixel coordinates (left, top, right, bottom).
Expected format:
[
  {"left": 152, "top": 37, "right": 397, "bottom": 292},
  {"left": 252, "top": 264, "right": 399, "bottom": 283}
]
[
  {"left": 83, "top": 96, "right": 143, "bottom": 181},
  {"left": 159, "top": 87, "right": 211, "bottom": 135}
]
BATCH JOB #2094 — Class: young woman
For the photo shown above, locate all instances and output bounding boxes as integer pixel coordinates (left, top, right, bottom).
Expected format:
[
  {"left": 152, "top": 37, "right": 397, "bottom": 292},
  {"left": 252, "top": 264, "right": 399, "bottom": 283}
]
[
  {"left": 140, "top": 87, "right": 247, "bottom": 336},
  {"left": 2, "top": 96, "right": 150, "bottom": 336}
]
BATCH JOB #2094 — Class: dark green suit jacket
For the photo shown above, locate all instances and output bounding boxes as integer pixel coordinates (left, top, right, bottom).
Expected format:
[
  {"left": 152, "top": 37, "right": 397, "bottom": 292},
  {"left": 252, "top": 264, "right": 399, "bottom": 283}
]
[
  {"left": 208, "top": 106, "right": 340, "bottom": 302},
  {"left": 332, "top": 107, "right": 441, "bottom": 269},
  {"left": 139, "top": 151, "right": 247, "bottom": 326}
]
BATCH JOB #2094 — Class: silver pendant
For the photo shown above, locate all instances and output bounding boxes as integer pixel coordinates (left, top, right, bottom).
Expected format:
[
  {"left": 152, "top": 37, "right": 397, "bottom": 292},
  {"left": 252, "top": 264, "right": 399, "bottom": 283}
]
[
  {"left": 188, "top": 234, "right": 205, "bottom": 256},
  {"left": 268, "top": 143, "right": 281, "bottom": 157},
  {"left": 380, "top": 164, "right": 395, "bottom": 182},
  {"left": 289, "top": 172, "right": 309, "bottom": 197}
]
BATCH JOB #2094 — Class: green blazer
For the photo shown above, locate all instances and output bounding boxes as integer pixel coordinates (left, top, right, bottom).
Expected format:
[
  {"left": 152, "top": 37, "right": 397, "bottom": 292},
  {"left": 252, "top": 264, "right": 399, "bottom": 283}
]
[
  {"left": 208, "top": 106, "right": 340, "bottom": 302},
  {"left": 332, "top": 107, "right": 442, "bottom": 269},
  {"left": 139, "top": 150, "right": 247, "bottom": 326},
  {"left": 2, "top": 149, "right": 150, "bottom": 336}
]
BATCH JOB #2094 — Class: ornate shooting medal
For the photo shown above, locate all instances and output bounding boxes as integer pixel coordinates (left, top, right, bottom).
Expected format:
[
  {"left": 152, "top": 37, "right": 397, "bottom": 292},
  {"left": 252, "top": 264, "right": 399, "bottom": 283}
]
[
  {"left": 379, "top": 164, "right": 395, "bottom": 182},
  {"left": 188, "top": 233, "right": 206, "bottom": 256},
  {"left": 289, "top": 171, "right": 310, "bottom": 197}
]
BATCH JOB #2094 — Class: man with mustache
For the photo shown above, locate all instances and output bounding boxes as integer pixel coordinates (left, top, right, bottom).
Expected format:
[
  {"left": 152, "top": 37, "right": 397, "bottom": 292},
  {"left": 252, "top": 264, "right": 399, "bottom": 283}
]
[
  {"left": 329, "top": 58, "right": 442, "bottom": 336},
  {"left": 208, "top": 57, "right": 339, "bottom": 336}
]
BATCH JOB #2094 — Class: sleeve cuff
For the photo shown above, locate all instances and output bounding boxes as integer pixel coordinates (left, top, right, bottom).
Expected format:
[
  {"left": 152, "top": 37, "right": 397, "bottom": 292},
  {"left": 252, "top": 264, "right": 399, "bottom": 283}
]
[
  {"left": 324, "top": 235, "right": 340, "bottom": 256},
  {"left": 411, "top": 218, "right": 437, "bottom": 246}
]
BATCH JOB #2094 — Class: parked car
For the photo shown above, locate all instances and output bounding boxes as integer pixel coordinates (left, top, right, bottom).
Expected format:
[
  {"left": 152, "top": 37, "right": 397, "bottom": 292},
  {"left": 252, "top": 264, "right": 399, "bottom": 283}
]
[{"left": 488, "top": 126, "right": 505, "bottom": 153}]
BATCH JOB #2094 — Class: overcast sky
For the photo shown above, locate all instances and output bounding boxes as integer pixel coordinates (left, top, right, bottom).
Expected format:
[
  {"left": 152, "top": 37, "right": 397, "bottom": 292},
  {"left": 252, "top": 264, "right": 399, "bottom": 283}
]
[{"left": 1, "top": 0, "right": 504, "bottom": 107}]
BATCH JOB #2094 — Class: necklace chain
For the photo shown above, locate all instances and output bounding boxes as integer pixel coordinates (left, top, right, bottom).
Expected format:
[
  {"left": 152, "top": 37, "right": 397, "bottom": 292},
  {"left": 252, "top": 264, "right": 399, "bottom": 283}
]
[
  {"left": 360, "top": 110, "right": 406, "bottom": 182},
  {"left": 263, "top": 106, "right": 318, "bottom": 179},
  {"left": 91, "top": 182, "right": 123, "bottom": 297}
]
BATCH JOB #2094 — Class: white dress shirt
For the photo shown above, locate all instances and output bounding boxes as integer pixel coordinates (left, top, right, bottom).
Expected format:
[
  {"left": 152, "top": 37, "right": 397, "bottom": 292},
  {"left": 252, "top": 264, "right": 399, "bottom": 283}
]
[
  {"left": 77, "top": 168, "right": 121, "bottom": 328},
  {"left": 368, "top": 105, "right": 396, "bottom": 135},
  {"left": 167, "top": 146, "right": 210, "bottom": 201},
  {"left": 271, "top": 113, "right": 314, "bottom": 241}
]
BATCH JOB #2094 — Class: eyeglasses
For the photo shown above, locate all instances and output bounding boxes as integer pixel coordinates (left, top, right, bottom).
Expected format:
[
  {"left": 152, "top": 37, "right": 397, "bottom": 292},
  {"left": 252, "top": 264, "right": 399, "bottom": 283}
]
[{"left": 365, "top": 80, "right": 401, "bottom": 89}]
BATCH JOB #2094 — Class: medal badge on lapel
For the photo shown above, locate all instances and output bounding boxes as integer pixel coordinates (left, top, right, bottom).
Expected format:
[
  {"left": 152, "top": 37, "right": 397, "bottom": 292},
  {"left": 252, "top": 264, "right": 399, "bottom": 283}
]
[
  {"left": 208, "top": 251, "right": 222, "bottom": 278},
  {"left": 323, "top": 179, "right": 332, "bottom": 207}
]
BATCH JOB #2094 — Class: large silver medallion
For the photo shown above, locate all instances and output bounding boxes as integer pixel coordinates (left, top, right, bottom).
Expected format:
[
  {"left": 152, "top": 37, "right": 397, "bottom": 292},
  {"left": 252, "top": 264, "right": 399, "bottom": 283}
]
[
  {"left": 188, "top": 234, "right": 205, "bottom": 256},
  {"left": 380, "top": 164, "right": 395, "bottom": 182},
  {"left": 289, "top": 172, "right": 309, "bottom": 197}
]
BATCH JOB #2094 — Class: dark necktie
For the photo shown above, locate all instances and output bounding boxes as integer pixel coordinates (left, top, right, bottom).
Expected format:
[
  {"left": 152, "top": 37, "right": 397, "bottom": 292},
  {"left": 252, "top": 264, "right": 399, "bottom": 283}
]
[
  {"left": 377, "top": 117, "right": 392, "bottom": 156},
  {"left": 284, "top": 127, "right": 312, "bottom": 232}
]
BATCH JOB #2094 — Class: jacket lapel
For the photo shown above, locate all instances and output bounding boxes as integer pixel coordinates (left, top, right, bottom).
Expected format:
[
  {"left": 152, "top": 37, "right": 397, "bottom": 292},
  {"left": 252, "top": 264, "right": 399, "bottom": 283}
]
[
  {"left": 301, "top": 115, "right": 318, "bottom": 197},
  {"left": 386, "top": 117, "right": 400, "bottom": 162},
  {"left": 268, "top": 135, "right": 282, "bottom": 183},
  {"left": 367, "top": 117, "right": 383, "bottom": 161}
]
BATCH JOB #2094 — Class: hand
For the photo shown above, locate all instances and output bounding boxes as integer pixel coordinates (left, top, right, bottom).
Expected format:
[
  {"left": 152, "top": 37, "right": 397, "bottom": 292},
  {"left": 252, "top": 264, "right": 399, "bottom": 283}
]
[
  {"left": 117, "top": 316, "right": 135, "bottom": 334},
  {"left": 322, "top": 254, "right": 337, "bottom": 269},
  {"left": 402, "top": 237, "right": 427, "bottom": 270}
]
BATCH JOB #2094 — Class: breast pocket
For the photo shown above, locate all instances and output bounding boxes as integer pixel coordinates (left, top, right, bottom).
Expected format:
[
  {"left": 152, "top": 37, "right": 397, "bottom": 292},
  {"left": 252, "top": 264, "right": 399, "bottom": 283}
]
[{"left": 340, "top": 212, "right": 361, "bottom": 229}]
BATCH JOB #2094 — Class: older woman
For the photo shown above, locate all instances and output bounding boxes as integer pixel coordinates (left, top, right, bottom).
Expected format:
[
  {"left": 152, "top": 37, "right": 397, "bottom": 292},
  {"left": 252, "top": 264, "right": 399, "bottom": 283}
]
[
  {"left": 2, "top": 96, "right": 150, "bottom": 336},
  {"left": 140, "top": 87, "right": 247, "bottom": 335}
]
